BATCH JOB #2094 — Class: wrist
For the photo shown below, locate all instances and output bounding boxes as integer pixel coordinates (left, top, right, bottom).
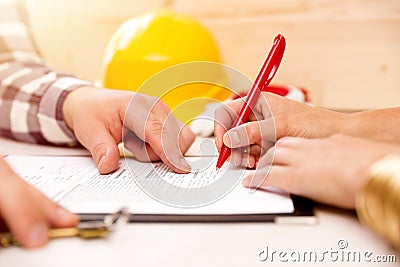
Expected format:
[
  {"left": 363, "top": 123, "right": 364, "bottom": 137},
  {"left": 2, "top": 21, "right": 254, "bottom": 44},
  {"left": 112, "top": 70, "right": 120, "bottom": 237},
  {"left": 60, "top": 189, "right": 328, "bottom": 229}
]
[
  {"left": 342, "top": 112, "right": 361, "bottom": 137},
  {"left": 329, "top": 110, "right": 350, "bottom": 136},
  {"left": 305, "top": 107, "right": 349, "bottom": 138},
  {"left": 62, "top": 85, "right": 97, "bottom": 130},
  {"left": 343, "top": 111, "right": 382, "bottom": 140}
]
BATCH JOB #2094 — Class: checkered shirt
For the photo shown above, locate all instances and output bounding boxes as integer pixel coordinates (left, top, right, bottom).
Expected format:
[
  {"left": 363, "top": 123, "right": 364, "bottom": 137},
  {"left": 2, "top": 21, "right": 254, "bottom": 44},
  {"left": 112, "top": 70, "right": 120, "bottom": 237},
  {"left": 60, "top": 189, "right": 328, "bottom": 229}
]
[{"left": 0, "top": 0, "right": 90, "bottom": 146}]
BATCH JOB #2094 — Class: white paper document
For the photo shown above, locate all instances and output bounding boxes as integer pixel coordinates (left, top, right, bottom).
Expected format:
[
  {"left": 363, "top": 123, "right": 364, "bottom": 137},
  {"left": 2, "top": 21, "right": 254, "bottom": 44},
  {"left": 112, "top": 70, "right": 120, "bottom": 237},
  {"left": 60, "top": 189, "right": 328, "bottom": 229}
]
[{"left": 5, "top": 155, "right": 294, "bottom": 215}]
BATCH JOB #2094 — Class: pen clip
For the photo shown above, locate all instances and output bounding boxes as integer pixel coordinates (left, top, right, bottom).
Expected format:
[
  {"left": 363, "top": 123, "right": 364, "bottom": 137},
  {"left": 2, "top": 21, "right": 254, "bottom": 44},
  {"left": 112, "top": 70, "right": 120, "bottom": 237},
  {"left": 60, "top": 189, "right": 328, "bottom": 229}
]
[{"left": 259, "top": 34, "right": 286, "bottom": 89}]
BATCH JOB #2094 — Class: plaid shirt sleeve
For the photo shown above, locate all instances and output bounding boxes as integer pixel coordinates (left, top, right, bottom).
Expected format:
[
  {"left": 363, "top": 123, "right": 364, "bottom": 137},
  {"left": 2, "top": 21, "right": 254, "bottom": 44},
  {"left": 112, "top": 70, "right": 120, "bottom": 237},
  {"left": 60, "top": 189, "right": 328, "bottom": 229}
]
[{"left": 0, "top": 0, "right": 90, "bottom": 146}]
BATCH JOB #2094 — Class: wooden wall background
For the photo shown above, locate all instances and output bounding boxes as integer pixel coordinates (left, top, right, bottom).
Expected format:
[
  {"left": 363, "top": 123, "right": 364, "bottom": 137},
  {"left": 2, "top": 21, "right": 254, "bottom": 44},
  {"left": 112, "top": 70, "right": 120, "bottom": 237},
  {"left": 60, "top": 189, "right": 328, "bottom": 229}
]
[{"left": 26, "top": 0, "right": 400, "bottom": 109}]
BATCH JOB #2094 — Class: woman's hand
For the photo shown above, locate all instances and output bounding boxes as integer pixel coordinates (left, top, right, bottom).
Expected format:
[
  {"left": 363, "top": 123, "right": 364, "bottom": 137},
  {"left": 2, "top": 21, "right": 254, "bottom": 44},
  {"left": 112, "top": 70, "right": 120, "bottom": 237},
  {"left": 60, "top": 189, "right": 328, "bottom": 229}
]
[
  {"left": 214, "top": 92, "right": 346, "bottom": 168},
  {"left": 243, "top": 135, "right": 400, "bottom": 209}
]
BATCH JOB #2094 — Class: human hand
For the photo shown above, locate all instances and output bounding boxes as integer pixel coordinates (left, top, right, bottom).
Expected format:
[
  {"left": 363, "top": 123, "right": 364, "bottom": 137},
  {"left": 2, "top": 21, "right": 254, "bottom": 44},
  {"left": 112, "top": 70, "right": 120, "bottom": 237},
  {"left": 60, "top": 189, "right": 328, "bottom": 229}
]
[
  {"left": 63, "top": 87, "right": 196, "bottom": 174},
  {"left": 0, "top": 158, "right": 78, "bottom": 248},
  {"left": 243, "top": 134, "right": 400, "bottom": 209},
  {"left": 214, "top": 92, "right": 347, "bottom": 168}
]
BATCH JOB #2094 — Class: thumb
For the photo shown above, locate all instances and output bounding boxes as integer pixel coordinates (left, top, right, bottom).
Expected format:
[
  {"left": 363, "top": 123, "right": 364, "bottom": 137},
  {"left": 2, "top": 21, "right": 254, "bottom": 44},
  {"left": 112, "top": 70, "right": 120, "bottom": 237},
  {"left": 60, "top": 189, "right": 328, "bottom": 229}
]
[
  {"left": 79, "top": 126, "right": 120, "bottom": 174},
  {"left": 97, "top": 145, "right": 120, "bottom": 174}
]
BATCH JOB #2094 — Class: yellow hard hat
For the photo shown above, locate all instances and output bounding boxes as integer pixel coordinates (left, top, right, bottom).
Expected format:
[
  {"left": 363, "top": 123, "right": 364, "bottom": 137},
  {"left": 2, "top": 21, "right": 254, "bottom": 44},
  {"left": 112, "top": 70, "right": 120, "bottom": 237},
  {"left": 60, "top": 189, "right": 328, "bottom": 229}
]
[{"left": 101, "top": 9, "right": 232, "bottom": 123}]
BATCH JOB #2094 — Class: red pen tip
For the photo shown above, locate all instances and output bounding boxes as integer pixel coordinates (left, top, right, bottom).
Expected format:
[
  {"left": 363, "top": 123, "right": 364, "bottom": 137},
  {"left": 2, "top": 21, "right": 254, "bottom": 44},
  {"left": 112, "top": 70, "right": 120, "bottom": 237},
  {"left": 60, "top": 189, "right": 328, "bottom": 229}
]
[{"left": 216, "top": 146, "right": 231, "bottom": 169}]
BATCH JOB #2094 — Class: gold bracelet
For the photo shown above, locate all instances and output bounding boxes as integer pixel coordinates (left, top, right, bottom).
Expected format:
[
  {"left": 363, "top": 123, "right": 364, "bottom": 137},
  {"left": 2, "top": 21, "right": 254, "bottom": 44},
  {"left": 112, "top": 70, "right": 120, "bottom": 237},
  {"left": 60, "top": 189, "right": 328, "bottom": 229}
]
[{"left": 355, "top": 154, "right": 400, "bottom": 250}]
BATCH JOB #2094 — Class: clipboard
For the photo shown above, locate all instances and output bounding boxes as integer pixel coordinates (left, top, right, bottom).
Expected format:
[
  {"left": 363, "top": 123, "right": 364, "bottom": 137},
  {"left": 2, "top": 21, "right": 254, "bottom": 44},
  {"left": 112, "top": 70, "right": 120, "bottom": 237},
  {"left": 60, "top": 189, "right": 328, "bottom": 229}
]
[
  {"left": 79, "top": 195, "right": 316, "bottom": 224},
  {"left": 5, "top": 155, "right": 316, "bottom": 225}
]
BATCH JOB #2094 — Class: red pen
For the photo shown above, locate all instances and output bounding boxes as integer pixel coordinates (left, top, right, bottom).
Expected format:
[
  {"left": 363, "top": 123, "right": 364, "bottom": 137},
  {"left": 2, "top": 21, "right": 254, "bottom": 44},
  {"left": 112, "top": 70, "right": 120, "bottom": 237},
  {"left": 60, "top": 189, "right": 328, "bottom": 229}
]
[{"left": 216, "top": 34, "right": 286, "bottom": 169}]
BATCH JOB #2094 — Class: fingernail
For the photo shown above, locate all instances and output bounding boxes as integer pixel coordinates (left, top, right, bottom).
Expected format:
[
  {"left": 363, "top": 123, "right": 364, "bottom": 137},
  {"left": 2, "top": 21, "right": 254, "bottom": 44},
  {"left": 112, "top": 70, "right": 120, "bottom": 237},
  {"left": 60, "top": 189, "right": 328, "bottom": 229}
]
[
  {"left": 248, "top": 157, "right": 255, "bottom": 169},
  {"left": 226, "top": 131, "right": 240, "bottom": 146},
  {"left": 97, "top": 154, "right": 108, "bottom": 174},
  {"left": 98, "top": 153, "right": 107, "bottom": 166},
  {"left": 55, "top": 207, "right": 76, "bottom": 225},
  {"left": 242, "top": 174, "right": 259, "bottom": 189},
  {"left": 241, "top": 157, "right": 247, "bottom": 167},
  {"left": 242, "top": 177, "right": 251, "bottom": 187},
  {"left": 180, "top": 158, "right": 191, "bottom": 171},
  {"left": 27, "top": 223, "right": 47, "bottom": 247},
  {"left": 233, "top": 154, "right": 241, "bottom": 167}
]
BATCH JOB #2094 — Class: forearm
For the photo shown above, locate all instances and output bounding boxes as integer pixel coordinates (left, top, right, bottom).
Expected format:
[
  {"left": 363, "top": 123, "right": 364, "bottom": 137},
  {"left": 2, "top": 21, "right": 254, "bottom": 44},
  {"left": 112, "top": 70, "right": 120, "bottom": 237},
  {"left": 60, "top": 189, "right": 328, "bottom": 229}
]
[
  {"left": 0, "top": 58, "right": 90, "bottom": 145},
  {"left": 344, "top": 108, "right": 400, "bottom": 142},
  {"left": 356, "top": 155, "right": 400, "bottom": 250}
]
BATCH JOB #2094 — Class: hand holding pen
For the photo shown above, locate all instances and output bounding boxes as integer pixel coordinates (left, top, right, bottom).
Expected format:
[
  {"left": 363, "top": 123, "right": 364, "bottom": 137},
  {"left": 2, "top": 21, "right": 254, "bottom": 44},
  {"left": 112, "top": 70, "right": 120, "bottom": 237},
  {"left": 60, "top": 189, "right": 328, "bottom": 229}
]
[{"left": 215, "top": 34, "right": 286, "bottom": 169}]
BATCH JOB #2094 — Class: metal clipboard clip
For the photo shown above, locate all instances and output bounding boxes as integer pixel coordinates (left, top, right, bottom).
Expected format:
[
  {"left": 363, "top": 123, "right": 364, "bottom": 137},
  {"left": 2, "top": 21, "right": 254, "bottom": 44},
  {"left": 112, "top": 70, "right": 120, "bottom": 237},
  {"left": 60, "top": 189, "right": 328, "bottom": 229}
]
[{"left": 0, "top": 208, "right": 130, "bottom": 248}]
